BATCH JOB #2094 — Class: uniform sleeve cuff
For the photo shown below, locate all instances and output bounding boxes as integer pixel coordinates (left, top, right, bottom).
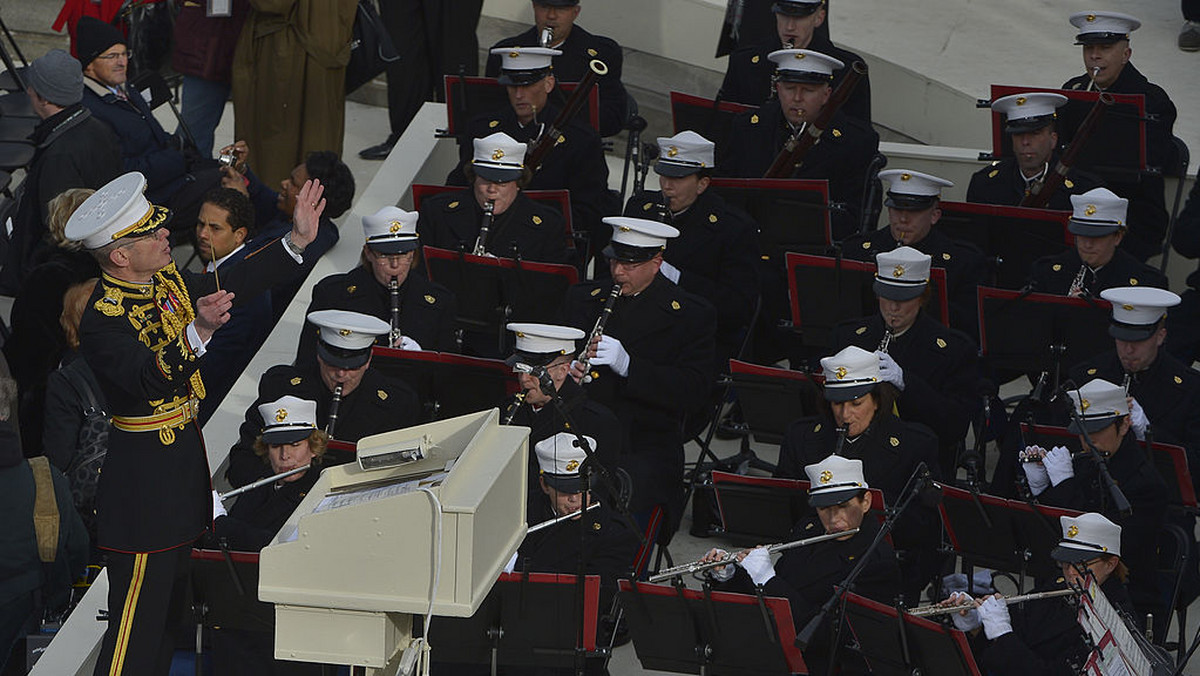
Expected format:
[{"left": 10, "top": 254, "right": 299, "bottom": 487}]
[{"left": 186, "top": 322, "right": 209, "bottom": 357}]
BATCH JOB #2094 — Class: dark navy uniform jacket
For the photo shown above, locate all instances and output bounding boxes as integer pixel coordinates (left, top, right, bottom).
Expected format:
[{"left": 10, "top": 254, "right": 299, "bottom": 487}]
[{"left": 418, "top": 187, "right": 569, "bottom": 264}]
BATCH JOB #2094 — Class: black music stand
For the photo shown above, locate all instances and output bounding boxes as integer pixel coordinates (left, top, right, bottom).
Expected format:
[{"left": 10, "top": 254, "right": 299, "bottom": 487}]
[
  {"left": 986, "top": 85, "right": 1148, "bottom": 179},
  {"left": 668, "top": 91, "right": 754, "bottom": 152},
  {"left": 1021, "top": 423, "right": 1198, "bottom": 511},
  {"left": 939, "top": 484, "right": 1080, "bottom": 582},
  {"left": 423, "top": 246, "right": 579, "bottom": 357},
  {"left": 936, "top": 201, "right": 1072, "bottom": 290},
  {"left": 442, "top": 76, "right": 601, "bottom": 137},
  {"left": 617, "top": 580, "right": 807, "bottom": 675},
  {"left": 710, "top": 178, "right": 832, "bottom": 260},
  {"left": 369, "top": 348, "right": 519, "bottom": 421},
  {"left": 428, "top": 573, "right": 600, "bottom": 671},
  {"left": 190, "top": 549, "right": 273, "bottom": 633},
  {"left": 729, "top": 360, "right": 825, "bottom": 447},
  {"left": 842, "top": 592, "right": 982, "bottom": 676},
  {"left": 785, "top": 253, "right": 951, "bottom": 350},
  {"left": 977, "top": 287, "right": 1111, "bottom": 375}
]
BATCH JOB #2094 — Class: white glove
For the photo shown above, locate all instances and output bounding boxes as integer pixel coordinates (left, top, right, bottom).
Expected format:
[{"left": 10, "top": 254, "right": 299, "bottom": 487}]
[
  {"left": 592, "top": 335, "right": 631, "bottom": 377},
  {"left": 502, "top": 552, "right": 518, "bottom": 574},
  {"left": 1129, "top": 398, "right": 1148, "bottom": 441},
  {"left": 1020, "top": 452, "right": 1051, "bottom": 496},
  {"left": 875, "top": 351, "right": 905, "bottom": 391},
  {"left": 211, "top": 490, "right": 227, "bottom": 520},
  {"left": 977, "top": 595, "right": 1013, "bottom": 639},
  {"left": 1043, "top": 445, "right": 1074, "bottom": 487},
  {"left": 396, "top": 335, "right": 422, "bottom": 351},
  {"left": 704, "top": 549, "right": 736, "bottom": 582},
  {"left": 947, "top": 592, "right": 981, "bottom": 633},
  {"left": 659, "top": 260, "right": 682, "bottom": 284},
  {"left": 740, "top": 547, "right": 775, "bottom": 586}
]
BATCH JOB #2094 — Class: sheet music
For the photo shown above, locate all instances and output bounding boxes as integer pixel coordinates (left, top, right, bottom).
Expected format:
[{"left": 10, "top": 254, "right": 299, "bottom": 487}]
[
  {"left": 1078, "top": 576, "right": 1153, "bottom": 675},
  {"left": 313, "top": 473, "right": 448, "bottom": 514}
]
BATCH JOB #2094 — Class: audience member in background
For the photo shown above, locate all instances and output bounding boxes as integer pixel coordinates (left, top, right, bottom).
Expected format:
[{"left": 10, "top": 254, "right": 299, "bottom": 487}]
[
  {"left": 195, "top": 188, "right": 273, "bottom": 422},
  {"left": 3, "top": 49, "right": 119, "bottom": 292},
  {"left": 1182, "top": 1, "right": 1200, "bottom": 51},
  {"left": 75, "top": 16, "right": 222, "bottom": 241},
  {"left": 1168, "top": 179, "right": 1200, "bottom": 364},
  {"left": 233, "top": 0, "right": 356, "bottom": 186},
  {"left": 5, "top": 189, "right": 100, "bottom": 454},
  {"left": 0, "top": 375, "right": 89, "bottom": 673},
  {"left": 170, "top": 0, "right": 250, "bottom": 159},
  {"left": 359, "top": 0, "right": 484, "bottom": 159}
]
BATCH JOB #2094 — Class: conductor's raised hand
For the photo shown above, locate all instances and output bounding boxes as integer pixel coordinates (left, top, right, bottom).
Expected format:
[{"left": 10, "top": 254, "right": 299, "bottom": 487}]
[
  {"left": 195, "top": 290, "right": 235, "bottom": 342},
  {"left": 290, "top": 179, "right": 325, "bottom": 249}
]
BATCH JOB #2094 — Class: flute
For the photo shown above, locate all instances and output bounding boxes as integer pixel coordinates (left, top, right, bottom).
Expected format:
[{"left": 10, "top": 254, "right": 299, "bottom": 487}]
[
  {"left": 905, "top": 588, "right": 1077, "bottom": 618},
  {"left": 649, "top": 528, "right": 858, "bottom": 583},
  {"left": 527, "top": 502, "right": 600, "bottom": 533},
  {"left": 218, "top": 464, "right": 312, "bottom": 501}
]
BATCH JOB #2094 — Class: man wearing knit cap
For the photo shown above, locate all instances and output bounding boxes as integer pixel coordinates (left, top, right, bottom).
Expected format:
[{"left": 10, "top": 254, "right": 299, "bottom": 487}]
[
  {"left": 75, "top": 15, "right": 227, "bottom": 243},
  {"left": 2, "top": 48, "right": 121, "bottom": 290},
  {"left": 1061, "top": 11, "right": 1178, "bottom": 262}
]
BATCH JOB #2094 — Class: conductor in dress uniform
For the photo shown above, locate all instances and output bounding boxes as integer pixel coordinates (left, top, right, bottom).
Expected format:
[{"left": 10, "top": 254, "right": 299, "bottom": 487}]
[
  {"left": 300, "top": 206, "right": 458, "bottom": 362},
  {"left": 952, "top": 513, "right": 1134, "bottom": 675},
  {"left": 966, "top": 92, "right": 1102, "bottom": 212},
  {"left": 717, "top": 48, "right": 878, "bottom": 240},
  {"left": 623, "top": 130, "right": 759, "bottom": 370},
  {"left": 420, "top": 132, "right": 568, "bottom": 264},
  {"left": 842, "top": 169, "right": 987, "bottom": 336},
  {"left": 1023, "top": 379, "right": 1166, "bottom": 626},
  {"left": 503, "top": 322, "right": 623, "bottom": 511},
  {"left": 832, "top": 246, "right": 979, "bottom": 476},
  {"left": 448, "top": 47, "right": 611, "bottom": 248},
  {"left": 775, "top": 345, "right": 940, "bottom": 603},
  {"left": 703, "top": 454, "right": 900, "bottom": 674},
  {"left": 1061, "top": 11, "right": 1178, "bottom": 262},
  {"left": 1027, "top": 188, "right": 1167, "bottom": 296},
  {"left": 717, "top": 0, "right": 870, "bottom": 122},
  {"left": 66, "top": 170, "right": 324, "bottom": 676},
  {"left": 563, "top": 217, "right": 716, "bottom": 535},
  {"left": 484, "top": 0, "right": 630, "bottom": 137},
  {"left": 226, "top": 310, "right": 421, "bottom": 488}
]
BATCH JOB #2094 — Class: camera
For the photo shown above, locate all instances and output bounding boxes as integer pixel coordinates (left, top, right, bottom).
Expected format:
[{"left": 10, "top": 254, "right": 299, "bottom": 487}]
[{"left": 217, "top": 152, "right": 237, "bottom": 169}]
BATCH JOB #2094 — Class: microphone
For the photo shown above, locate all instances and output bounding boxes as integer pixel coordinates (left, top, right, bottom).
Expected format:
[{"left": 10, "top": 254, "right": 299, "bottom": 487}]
[{"left": 535, "top": 366, "right": 557, "bottom": 397}]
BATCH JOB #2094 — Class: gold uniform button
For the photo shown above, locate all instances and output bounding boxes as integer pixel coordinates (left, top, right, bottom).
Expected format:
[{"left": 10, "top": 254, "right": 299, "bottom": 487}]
[
  {"left": 1064, "top": 179, "right": 1075, "bottom": 188},
  {"left": 488, "top": 120, "right": 500, "bottom": 128},
  {"left": 642, "top": 202, "right": 652, "bottom": 211},
  {"left": 591, "top": 287, "right": 602, "bottom": 296},
  {"left": 1052, "top": 264, "right": 1062, "bottom": 272},
  {"left": 936, "top": 338, "right": 947, "bottom": 348},
  {"left": 592, "top": 522, "right": 601, "bottom": 531},
  {"left": 855, "top": 326, "right": 867, "bottom": 335},
  {"left": 1087, "top": 368, "right": 1097, "bottom": 375},
  {"left": 708, "top": 214, "right": 718, "bottom": 223},
  {"left": 532, "top": 215, "right": 543, "bottom": 225},
  {"left": 988, "top": 169, "right": 999, "bottom": 178},
  {"left": 1176, "top": 376, "right": 1184, "bottom": 384},
  {"left": 587, "top": 48, "right": 598, "bottom": 57},
  {"left": 1129, "top": 278, "right": 1139, "bottom": 285},
  {"left": 671, "top": 300, "right": 681, "bottom": 310},
  {"left": 378, "top": 390, "right": 388, "bottom": 401},
  {"left": 890, "top": 436, "right": 900, "bottom": 447},
  {"left": 751, "top": 55, "right": 760, "bottom": 64},
  {"left": 424, "top": 294, "right": 436, "bottom": 304},
  {"left": 942, "top": 253, "right": 951, "bottom": 261},
  {"left": 448, "top": 201, "right": 459, "bottom": 209},
  {"left": 750, "top": 114, "right": 759, "bottom": 124},
  {"left": 831, "top": 128, "right": 842, "bottom": 137},
  {"left": 290, "top": 377, "right": 302, "bottom": 386},
  {"left": 347, "top": 285, "right": 357, "bottom": 293},
  {"left": 862, "top": 241, "right": 871, "bottom": 250}
]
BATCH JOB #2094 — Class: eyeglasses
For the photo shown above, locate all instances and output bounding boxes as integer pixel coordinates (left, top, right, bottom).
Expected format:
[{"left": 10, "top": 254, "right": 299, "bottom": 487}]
[
  {"left": 95, "top": 50, "right": 132, "bottom": 62},
  {"left": 369, "top": 250, "right": 413, "bottom": 264}
]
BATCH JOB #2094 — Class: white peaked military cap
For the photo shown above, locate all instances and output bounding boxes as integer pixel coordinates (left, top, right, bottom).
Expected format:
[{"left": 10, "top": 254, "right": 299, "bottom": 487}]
[
  {"left": 768, "top": 48, "right": 843, "bottom": 83},
  {"left": 1067, "top": 379, "right": 1129, "bottom": 434},
  {"left": 308, "top": 310, "right": 390, "bottom": 369},
  {"left": 992, "top": 92, "right": 1069, "bottom": 133},
  {"left": 535, "top": 431, "right": 597, "bottom": 493},
  {"left": 805, "top": 454, "right": 869, "bottom": 507},
  {"left": 506, "top": 322, "right": 585, "bottom": 368},
  {"left": 1070, "top": 11, "right": 1140, "bottom": 44},
  {"left": 1068, "top": 187, "right": 1127, "bottom": 237},
  {"left": 362, "top": 206, "right": 420, "bottom": 254},
  {"left": 472, "top": 132, "right": 527, "bottom": 183},
  {"left": 873, "top": 246, "right": 931, "bottom": 302},
  {"left": 820, "top": 345, "right": 880, "bottom": 402},
  {"left": 259, "top": 395, "right": 318, "bottom": 445},
  {"left": 492, "top": 46, "right": 562, "bottom": 85},
  {"left": 1100, "top": 287, "right": 1180, "bottom": 341},
  {"left": 654, "top": 130, "right": 716, "bottom": 177},
  {"left": 64, "top": 172, "right": 171, "bottom": 250},
  {"left": 602, "top": 216, "right": 680, "bottom": 263},
  {"left": 1052, "top": 512, "right": 1122, "bottom": 562}
]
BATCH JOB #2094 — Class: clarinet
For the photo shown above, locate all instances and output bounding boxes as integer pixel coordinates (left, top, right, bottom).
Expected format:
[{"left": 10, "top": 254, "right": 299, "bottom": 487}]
[
  {"left": 325, "top": 385, "right": 343, "bottom": 437},
  {"left": 577, "top": 284, "right": 622, "bottom": 384},
  {"left": 1067, "top": 264, "right": 1088, "bottom": 297},
  {"left": 877, "top": 329, "right": 893, "bottom": 353},
  {"left": 389, "top": 277, "right": 402, "bottom": 347},
  {"left": 833, "top": 425, "right": 849, "bottom": 456},
  {"left": 473, "top": 200, "right": 495, "bottom": 255},
  {"left": 653, "top": 195, "right": 673, "bottom": 224},
  {"left": 501, "top": 392, "right": 526, "bottom": 425}
]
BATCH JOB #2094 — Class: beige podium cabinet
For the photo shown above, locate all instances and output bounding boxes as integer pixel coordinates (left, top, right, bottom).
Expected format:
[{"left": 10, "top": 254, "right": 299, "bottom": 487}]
[{"left": 258, "top": 409, "right": 528, "bottom": 668}]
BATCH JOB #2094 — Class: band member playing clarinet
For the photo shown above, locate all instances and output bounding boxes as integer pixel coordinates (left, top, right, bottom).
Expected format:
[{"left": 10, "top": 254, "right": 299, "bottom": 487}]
[
  {"left": 563, "top": 217, "right": 716, "bottom": 537},
  {"left": 226, "top": 310, "right": 419, "bottom": 488},
  {"left": 299, "top": 206, "right": 458, "bottom": 362},
  {"left": 701, "top": 455, "right": 900, "bottom": 674},
  {"left": 420, "top": 133, "right": 568, "bottom": 264},
  {"left": 1028, "top": 188, "right": 1166, "bottom": 296},
  {"left": 776, "top": 346, "right": 940, "bottom": 603},
  {"left": 832, "top": 246, "right": 978, "bottom": 476},
  {"left": 715, "top": 48, "right": 877, "bottom": 240},
  {"left": 943, "top": 513, "right": 1133, "bottom": 676},
  {"left": 502, "top": 322, "right": 622, "bottom": 511}
]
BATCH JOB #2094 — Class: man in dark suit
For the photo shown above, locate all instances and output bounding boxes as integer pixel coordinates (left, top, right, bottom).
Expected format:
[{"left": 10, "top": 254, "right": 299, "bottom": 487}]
[
  {"left": 1028, "top": 187, "right": 1167, "bottom": 295},
  {"left": 300, "top": 206, "right": 458, "bottom": 363},
  {"left": 623, "top": 130, "right": 759, "bottom": 369},
  {"left": 485, "top": 0, "right": 629, "bottom": 137},
  {"left": 419, "top": 132, "right": 568, "bottom": 263},
  {"left": 66, "top": 171, "right": 324, "bottom": 675},
  {"left": 227, "top": 310, "right": 421, "bottom": 488},
  {"left": 563, "top": 217, "right": 716, "bottom": 535},
  {"left": 716, "top": 48, "right": 877, "bottom": 240},
  {"left": 717, "top": 0, "right": 869, "bottom": 122},
  {"left": 842, "top": 169, "right": 987, "bottom": 336},
  {"left": 448, "top": 46, "right": 612, "bottom": 249},
  {"left": 966, "top": 92, "right": 1103, "bottom": 212},
  {"left": 1061, "top": 11, "right": 1178, "bottom": 262}
]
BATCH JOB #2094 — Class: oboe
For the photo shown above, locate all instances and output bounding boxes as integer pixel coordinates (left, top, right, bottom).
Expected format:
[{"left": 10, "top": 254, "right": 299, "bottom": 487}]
[
  {"left": 473, "top": 200, "right": 495, "bottom": 256},
  {"left": 539, "top": 26, "right": 554, "bottom": 48},
  {"left": 878, "top": 329, "right": 893, "bottom": 353},
  {"left": 325, "top": 385, "right": 343, "bottom": 437},
  {"left": 501, "top": 392, "right": 526, "bottom": 425},
  {"left": 389, "top": 276, "right": 402, "bottom": 347},
  {"left": 577, "top": 284, "right": 622, "bottom": 384}
]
